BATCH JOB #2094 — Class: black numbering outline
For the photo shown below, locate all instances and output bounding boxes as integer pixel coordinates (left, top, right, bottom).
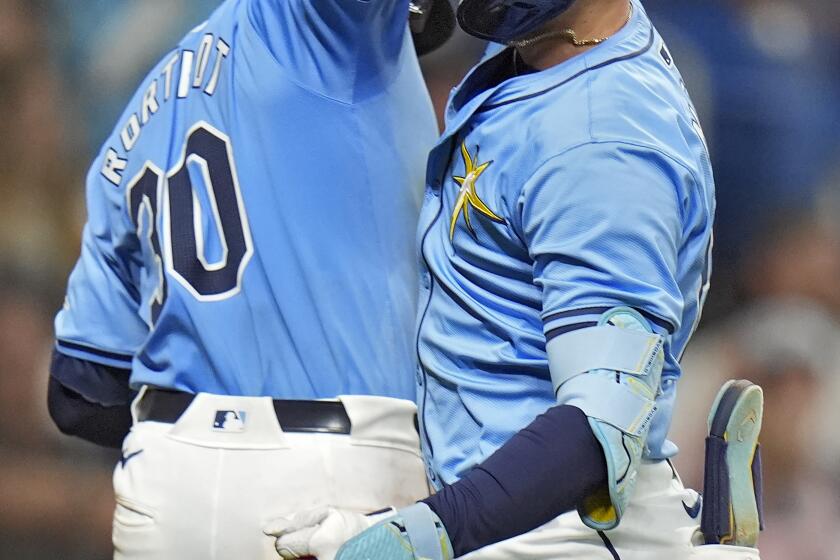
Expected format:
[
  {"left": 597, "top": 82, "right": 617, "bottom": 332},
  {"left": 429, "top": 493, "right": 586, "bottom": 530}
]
[{"left": 127, "top": 121, "right": 253, "bottom": 324}]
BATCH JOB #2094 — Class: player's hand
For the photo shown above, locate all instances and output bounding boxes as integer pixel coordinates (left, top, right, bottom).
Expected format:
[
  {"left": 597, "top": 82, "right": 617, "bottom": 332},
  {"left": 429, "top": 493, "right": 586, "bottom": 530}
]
[{"left": 264, "top": 506, "right": 392, "bottom": 560}]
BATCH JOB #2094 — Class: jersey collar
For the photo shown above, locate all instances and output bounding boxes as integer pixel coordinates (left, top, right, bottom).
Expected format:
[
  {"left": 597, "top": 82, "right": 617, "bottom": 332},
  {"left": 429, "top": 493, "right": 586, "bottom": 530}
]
[{"left": 442, "top": 0, "right": 653, "bottom": 137}]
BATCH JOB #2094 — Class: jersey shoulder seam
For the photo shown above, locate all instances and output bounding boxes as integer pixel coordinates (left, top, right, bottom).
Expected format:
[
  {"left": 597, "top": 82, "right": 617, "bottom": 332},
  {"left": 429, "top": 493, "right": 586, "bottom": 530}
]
[
  {"left": 242, "top": 0, "right": 402, "bottom": 106},
  {"left": 522, "top": 138, "right": 700, "bottom": 223},
  {"left": 243, "top": 0, "right": 355, "bottom": 106}
]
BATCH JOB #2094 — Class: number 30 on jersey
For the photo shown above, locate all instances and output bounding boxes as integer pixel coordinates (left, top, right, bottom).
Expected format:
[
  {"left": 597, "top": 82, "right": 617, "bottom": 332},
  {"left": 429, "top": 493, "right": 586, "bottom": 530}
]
[{"left": 126, "top": 121, "right": 253, "bottom": 324}]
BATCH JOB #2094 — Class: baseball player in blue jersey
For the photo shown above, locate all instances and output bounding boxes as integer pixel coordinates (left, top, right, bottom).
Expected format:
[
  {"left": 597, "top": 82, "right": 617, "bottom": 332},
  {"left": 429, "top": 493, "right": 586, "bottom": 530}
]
[
  {"left": 47, "top": 0, "right": 455, "bottom": 558},
  {"left": 268, "top": 1, "right": 764, "bottom": 559}
]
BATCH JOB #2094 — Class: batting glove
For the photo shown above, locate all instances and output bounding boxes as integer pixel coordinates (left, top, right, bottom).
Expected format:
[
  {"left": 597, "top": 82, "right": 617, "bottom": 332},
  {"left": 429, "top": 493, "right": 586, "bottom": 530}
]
[{"left": 265, "top": 506, "right": 393, "bottom": 560}]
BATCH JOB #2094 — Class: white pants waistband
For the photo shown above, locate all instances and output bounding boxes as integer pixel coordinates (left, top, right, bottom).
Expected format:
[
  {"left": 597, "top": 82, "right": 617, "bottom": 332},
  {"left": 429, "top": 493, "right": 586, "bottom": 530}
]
[{"left": 131, "top": 387, "right": 421, "bottom": 451}]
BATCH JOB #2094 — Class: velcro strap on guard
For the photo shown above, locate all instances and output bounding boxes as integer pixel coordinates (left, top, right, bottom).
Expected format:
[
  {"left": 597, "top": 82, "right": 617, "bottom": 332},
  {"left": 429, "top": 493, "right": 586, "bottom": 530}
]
[
  {"left": 401, "top": 503, "right": 444, "bottom": 560},
  {"left": 548, "top": 325, "right": 663, "bottom": 392},
  {"left": 557, "top": 374, "right": 657, "bottom": 437}
]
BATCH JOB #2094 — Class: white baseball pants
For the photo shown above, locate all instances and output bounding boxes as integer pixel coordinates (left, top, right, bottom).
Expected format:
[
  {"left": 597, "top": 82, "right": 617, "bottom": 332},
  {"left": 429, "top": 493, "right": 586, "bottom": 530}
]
[
  {"left": 112, "top": 392, "right": 428, "bottom": 560},
  {"left": 463, "top": 460, "right": 760, "bottom": 560}
]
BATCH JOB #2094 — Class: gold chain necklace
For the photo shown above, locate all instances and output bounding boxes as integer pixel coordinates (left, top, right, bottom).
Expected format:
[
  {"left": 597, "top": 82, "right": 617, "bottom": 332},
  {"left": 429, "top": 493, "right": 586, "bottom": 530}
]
[{"left": 510, "top": 2, "right": 633, "bottom": 49}]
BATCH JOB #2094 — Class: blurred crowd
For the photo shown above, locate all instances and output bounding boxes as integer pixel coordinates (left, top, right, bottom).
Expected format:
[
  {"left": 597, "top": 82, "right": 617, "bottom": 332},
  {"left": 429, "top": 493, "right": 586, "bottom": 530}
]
[{"left": 0, "top": 0, "right": 838, "bottom": 558}]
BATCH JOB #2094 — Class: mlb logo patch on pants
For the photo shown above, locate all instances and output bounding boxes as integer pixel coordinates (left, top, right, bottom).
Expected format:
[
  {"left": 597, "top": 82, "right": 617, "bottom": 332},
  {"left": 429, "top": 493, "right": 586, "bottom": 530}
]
[{"left": 212, "top": 410, "right": 247, "bottom": 432}]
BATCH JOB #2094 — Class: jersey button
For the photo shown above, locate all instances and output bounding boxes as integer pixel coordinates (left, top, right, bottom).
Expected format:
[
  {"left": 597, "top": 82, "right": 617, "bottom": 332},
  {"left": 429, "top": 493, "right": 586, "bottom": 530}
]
[
  {"left": 422, "top": 273, "right": 431, "bottom": 289},
  {"left": 416, "top": 366, "right": 423, "bottom": 385}
]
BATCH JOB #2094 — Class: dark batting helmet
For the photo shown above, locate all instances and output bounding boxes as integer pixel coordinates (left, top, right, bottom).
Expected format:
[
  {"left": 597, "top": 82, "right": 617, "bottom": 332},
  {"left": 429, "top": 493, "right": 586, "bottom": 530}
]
[
  {"left": 410, "top": 0, "right": 456, "bottom": 55},
  {"left": 456, "top": 0, "right": 578, "bottom": 43}
]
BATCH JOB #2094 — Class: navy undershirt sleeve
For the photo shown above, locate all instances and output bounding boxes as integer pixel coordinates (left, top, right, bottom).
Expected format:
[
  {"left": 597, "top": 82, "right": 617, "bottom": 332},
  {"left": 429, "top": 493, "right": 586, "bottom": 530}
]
[
  {"left": 422, "top": 404, "right": 607, "bottom": 556},
  {"left": 48, "top": 349, "right": 134, "bottom": 448}
]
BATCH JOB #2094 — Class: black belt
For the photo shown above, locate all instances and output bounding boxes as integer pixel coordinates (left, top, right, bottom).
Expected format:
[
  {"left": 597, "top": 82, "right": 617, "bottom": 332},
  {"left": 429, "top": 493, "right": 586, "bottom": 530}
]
[{"left": 138, "top": 388, "right": 352, "bottom": 434}]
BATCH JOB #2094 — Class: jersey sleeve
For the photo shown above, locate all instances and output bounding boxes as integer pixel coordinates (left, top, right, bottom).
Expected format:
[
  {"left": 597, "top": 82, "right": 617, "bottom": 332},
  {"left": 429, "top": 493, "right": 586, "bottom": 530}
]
[
  {"left": 246, "top": 0, "right": 410, "bottom": 102},
  {"left": 518, "top": 141, "right": 692, "bottom": 341},
  {"left": 55, "top": 162, "right": 149, "bottom": 370}
]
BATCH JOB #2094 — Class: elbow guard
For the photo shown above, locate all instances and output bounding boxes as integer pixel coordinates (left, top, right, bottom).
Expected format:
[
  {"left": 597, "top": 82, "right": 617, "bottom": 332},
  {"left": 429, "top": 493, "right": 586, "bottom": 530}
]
[{"left": 547, "top": 307, "right": 665, "bottom": 531}]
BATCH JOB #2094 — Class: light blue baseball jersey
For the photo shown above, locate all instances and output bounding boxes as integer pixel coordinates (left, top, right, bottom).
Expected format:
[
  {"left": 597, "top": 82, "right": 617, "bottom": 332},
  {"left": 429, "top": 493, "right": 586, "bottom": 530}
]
[
  {"left": 55, "top": 0, "right": 438, "bottom": 398},
  {"left": 416, "top": 0, "right": 714, "bottom": 486}
]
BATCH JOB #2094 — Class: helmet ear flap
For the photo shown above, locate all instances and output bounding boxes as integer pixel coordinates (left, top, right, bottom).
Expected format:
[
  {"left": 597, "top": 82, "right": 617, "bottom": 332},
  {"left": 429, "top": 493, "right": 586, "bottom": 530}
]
[
  {"left": 411, "top": 0, "right": 457, "bottom": 56},
  {"left": 456, "top": 0, "right": 578, "bottom": 44}
]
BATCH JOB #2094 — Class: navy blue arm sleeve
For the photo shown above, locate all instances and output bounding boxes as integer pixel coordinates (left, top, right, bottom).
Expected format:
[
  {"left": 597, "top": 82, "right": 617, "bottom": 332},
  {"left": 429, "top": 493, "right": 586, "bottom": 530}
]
[
  {"left": 422, "top": 404, "right": 606, "bottom": 556},
  {"left": 47, "top": 349, "right": 134, "bottom": 448}
]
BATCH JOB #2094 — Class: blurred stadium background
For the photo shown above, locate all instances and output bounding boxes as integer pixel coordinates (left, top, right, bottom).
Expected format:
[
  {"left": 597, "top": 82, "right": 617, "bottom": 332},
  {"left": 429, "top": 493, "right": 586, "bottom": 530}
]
[{"left": 1, "top": 0, "right": 838, "bottom": 558}]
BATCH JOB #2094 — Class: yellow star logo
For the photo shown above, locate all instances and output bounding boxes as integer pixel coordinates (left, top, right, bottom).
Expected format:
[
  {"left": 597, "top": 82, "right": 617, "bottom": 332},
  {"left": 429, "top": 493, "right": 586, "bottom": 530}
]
[{"left": 450, "top": 142, "right": 505, "bottom": 240}]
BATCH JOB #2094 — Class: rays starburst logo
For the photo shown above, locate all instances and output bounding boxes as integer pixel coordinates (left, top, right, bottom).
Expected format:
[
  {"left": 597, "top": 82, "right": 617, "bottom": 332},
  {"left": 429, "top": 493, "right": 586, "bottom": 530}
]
[{"left": 449, "top": 141, "right": 505, "bottom": 240}]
